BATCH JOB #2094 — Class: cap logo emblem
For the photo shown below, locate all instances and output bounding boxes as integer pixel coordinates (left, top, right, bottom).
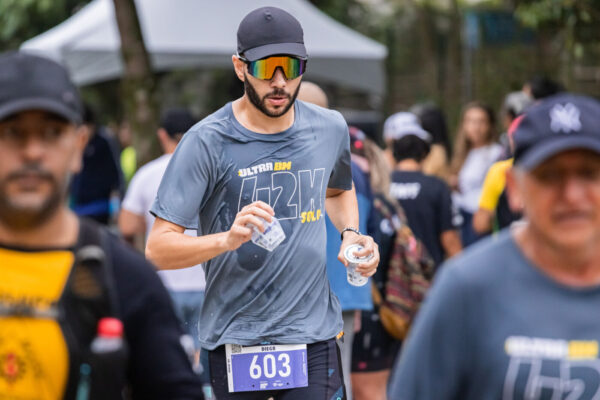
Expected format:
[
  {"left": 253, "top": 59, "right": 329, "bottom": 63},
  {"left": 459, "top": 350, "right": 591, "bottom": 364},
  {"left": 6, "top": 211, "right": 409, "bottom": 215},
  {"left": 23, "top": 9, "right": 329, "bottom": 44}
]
[{"left": 550, "top": 103, "right": 581, "bottom": 133}]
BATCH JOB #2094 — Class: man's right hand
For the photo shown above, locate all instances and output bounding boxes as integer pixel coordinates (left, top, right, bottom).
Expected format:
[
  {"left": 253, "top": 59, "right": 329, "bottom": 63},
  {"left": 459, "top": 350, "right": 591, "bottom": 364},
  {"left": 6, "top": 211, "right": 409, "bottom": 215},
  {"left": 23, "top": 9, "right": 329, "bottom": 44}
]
[{"left": 224, "top": 201, "right": 275, "bottom": 251}]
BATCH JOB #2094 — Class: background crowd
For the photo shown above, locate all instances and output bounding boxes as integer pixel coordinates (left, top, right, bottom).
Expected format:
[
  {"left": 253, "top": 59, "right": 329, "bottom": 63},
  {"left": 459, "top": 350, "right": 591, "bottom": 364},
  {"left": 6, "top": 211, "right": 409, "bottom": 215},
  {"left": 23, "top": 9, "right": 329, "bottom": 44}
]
[
  {"left": 53, "top": 72, "right": 561, "bottom": 400},
  {"left": 1, "top": 1, "right": 596, "bottom": 399}
]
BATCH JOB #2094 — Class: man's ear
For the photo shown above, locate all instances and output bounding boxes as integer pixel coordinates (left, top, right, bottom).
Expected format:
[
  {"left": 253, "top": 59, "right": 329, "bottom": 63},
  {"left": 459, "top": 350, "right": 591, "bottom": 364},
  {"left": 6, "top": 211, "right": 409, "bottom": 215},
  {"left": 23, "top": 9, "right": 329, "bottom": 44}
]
[
  {"left": 232, "top": 55, "right": 246, "bottom": 82},
  {"left": 70, "top": 125, "right": 89, "bottom": 174},
  {"left": 505, "top": 167, "right": 524, "bottom": 213}
]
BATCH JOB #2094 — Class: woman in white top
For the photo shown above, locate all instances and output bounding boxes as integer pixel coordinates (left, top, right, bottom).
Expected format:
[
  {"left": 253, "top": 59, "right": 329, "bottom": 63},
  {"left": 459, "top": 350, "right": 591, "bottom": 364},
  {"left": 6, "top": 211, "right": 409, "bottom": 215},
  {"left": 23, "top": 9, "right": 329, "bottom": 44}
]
[{"left": 449, "top": 102, "right": 503, "bottom": 247}]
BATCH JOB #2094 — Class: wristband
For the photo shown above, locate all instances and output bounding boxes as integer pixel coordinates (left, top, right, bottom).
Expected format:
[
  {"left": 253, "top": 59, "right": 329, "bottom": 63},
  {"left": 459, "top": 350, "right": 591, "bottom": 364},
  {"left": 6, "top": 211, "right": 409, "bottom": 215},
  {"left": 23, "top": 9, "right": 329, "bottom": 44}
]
[{"left": 340, "top": 227, "right": 361, "bottom": 241}]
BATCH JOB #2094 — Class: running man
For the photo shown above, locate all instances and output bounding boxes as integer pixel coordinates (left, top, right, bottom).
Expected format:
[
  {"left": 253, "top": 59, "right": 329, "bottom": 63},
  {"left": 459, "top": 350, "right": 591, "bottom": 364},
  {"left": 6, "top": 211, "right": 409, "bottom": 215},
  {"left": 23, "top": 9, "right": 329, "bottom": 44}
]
[{"left": 146, "top": 6, "right": 379, "bottom": 400}]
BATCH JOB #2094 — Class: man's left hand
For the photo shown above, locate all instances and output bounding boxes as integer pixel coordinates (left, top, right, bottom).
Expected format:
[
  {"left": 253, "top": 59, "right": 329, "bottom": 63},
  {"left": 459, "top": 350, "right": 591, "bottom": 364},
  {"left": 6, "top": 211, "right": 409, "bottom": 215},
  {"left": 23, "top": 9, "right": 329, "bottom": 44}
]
[{"left": 337, "top": 233, "right": 379, "bottom": 277}]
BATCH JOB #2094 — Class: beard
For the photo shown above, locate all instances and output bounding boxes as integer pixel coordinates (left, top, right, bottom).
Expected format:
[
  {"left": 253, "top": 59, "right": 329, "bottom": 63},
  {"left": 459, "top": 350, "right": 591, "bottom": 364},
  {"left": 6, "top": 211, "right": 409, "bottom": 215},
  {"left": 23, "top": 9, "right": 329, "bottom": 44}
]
[
  {"left": 0, "top": 164, "right": 65, "bottom": 231},
  {"left": 244, "top": 72, "right": 301, "bottom": 118}
]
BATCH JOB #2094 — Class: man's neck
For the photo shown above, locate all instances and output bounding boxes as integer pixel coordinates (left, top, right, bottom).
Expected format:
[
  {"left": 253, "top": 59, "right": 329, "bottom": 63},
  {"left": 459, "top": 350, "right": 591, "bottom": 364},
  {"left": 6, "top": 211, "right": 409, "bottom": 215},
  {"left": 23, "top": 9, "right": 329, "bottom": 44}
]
[
  {"left": 0, "top": 208, "right": 79, "bottom": 249},
  {"left": 514, "top": 223, "right": 600, "bottom": 287},
  {"left": 232, "top": 96, "right": 295, "bottom": 134},
  {"left": 395, "top": 159, "right": 422, "bottom": 171}
]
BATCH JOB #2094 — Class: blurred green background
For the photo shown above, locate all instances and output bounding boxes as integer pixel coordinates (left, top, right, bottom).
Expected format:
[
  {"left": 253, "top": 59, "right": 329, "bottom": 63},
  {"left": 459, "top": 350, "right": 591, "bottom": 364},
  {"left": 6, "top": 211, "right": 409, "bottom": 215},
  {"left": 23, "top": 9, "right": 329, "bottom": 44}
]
[{"left": 1, "top": 0, "right": 598, "bottom": 158}]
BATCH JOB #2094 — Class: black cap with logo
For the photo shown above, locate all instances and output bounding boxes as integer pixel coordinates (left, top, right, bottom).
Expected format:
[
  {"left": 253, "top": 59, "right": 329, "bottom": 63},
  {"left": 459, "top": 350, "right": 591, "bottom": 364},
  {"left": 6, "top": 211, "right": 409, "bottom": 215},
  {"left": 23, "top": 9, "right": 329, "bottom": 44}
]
[
  {"left": 513, "top": 93, "right": 600, "bottom": 170},
  {"left": 0, "top": 52, "right": 82, "bottom": 124},
  {"left": 237, "top": 6, "right": 307, "bottom": 62}
]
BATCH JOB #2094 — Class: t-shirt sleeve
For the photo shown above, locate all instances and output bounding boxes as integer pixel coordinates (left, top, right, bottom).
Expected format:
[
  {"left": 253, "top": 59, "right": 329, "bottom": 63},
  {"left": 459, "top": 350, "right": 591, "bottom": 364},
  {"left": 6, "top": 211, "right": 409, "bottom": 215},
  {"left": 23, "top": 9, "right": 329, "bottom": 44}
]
[
  {"left": 110, "top": 240, "right": 204, "bottom": 399},
  {"left": 150, "top": 129, "right": 215, "bottom": 229},
  {"left": 121, "top": 168, "right": 147, "bottom": 216},
  {"left": 478, "top": 162, "right": 505, "bottom": 211},
  {"left": 439, "top": 180, "right": 460, "bottom": 232},
  {"left": 388, "top": 265, "right": 469, "bottom": 399},
  {"left": 327, "top": 113, "right": 353, "bottom": 190}
]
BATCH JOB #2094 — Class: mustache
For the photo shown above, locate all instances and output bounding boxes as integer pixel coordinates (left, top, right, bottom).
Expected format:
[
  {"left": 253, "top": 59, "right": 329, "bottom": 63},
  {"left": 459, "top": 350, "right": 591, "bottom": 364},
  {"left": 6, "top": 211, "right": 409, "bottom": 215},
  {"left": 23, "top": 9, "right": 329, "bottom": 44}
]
[
  {"left": 265, "top": 88, "right": 291, "bottom": 98},
  {"left": 7, "top": 165, "right": 55, "bottom": 183}
]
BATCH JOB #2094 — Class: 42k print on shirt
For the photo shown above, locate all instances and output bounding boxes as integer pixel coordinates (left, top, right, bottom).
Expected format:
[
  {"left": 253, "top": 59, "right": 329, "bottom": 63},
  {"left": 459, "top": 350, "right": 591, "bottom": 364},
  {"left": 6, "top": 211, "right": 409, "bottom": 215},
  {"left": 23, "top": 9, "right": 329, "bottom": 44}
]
[{"left": 238, "top": 160, "right": 325, "bottom": 224}]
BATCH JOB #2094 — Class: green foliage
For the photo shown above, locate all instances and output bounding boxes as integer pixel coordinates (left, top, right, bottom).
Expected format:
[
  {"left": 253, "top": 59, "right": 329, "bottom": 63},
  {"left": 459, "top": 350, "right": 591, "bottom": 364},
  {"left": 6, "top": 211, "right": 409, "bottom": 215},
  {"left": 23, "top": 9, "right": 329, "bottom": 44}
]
[
  {"left": 308, "top": 0, "right": 389, "bottom": 43},
  {"left": 515, "top": 0, "right": 600, "bottom": 63},
  {"left": 515, "top": 0, "right": 599, "bottom": 31},
  {"left": 0, "top": 0, "right": 90, "bottom": 50}
]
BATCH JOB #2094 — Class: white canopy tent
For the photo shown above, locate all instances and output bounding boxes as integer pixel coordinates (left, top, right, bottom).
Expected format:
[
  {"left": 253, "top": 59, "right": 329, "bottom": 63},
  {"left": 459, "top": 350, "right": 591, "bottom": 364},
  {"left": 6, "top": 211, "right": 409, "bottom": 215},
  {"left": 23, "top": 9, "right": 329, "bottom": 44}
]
[{"left": 21, "top": 0, "right": 387, "bottom": 95}]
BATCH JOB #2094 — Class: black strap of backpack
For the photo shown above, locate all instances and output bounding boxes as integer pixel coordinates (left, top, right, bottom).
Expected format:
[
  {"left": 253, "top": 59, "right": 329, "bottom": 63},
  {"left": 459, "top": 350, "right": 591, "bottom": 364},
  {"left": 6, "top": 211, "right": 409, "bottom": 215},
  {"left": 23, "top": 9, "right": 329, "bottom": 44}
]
[{"left": 61, "top": 218, "right": 121, "bottom": 400}]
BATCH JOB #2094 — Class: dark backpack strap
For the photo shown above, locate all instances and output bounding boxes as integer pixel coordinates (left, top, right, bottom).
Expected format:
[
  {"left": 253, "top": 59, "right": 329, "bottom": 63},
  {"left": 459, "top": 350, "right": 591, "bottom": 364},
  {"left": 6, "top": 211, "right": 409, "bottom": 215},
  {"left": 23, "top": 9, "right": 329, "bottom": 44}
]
[{"left": 61, "top": 218, "right": 121, "bottom": 400}]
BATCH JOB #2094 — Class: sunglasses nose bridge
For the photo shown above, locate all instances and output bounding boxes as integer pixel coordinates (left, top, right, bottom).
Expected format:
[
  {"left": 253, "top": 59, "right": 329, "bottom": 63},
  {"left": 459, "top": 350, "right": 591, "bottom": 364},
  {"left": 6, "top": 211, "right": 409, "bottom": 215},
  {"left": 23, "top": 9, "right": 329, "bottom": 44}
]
[
  {"left": 270, "top": 67, "right": 288, "bottom": 84},
  {"left": 272, "top": 66, "right": 288, "bottom": 80}
]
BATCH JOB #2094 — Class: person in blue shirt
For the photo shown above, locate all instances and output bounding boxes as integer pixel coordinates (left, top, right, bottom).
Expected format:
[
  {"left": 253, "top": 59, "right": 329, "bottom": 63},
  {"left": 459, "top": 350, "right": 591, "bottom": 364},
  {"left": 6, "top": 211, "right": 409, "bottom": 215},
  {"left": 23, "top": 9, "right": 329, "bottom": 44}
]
[{"left": 298, "top": 80, "right": 374, "bottom": 400}]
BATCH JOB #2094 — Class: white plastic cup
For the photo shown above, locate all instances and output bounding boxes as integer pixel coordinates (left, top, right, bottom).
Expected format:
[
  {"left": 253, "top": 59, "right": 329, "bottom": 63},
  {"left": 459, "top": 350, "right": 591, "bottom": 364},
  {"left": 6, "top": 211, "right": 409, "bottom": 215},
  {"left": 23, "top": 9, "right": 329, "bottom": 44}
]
[
  {"left": 250, "top": 217, "right": 286, "bottom": 251},
  {"left": 344, "top": 244, "right": 373, "bottom": 287}
]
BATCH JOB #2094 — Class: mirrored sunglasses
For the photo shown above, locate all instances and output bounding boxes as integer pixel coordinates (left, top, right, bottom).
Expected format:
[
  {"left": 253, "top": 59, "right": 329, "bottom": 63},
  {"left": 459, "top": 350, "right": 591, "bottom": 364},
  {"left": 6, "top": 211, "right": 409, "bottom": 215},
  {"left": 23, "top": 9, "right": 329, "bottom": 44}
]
[{"left": 239, "top": 55, "right": 307, "bottom": 80}]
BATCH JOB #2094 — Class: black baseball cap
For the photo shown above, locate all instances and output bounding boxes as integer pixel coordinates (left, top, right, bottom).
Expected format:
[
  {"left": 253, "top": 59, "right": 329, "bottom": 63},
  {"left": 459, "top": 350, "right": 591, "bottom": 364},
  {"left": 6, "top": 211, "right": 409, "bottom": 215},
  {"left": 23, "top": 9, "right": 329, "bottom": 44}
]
[
  {"left": 160, "top": 108, "right": 196, "bottom": 139},
  {"left": 237, "top": 7, "right": 307, "bottom": 62},
  {"left": 0, "top": 52, "right": 82, "bottom": 124},
  {"left": 513, "top": 93, "right": 600, "bottom": 170}
]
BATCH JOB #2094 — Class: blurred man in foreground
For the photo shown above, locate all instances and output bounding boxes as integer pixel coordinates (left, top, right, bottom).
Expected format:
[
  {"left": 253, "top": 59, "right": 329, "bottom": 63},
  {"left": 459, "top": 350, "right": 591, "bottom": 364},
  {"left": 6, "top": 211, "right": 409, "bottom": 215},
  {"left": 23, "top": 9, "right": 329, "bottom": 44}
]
[
  {"left": 390, "top": 93, "right": 600, "bottom": 399},
  {"left": 0, "top": 52, "right": 203, "bottom": 399}
]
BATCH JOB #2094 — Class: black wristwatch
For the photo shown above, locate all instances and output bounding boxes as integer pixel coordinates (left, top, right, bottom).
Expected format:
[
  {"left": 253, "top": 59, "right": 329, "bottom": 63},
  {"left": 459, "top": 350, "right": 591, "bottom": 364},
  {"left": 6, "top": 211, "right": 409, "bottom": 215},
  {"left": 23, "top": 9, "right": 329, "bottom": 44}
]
[{"left": 340, "top": 227, "right": 361, "bottom": 241}]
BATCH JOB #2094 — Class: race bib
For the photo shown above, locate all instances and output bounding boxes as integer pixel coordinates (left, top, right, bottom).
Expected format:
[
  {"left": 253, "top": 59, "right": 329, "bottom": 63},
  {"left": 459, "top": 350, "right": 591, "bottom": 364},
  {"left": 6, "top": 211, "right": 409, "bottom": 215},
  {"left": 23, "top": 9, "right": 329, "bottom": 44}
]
[{"left": 225, "top": 344, "right": 308, "bottom": 393}]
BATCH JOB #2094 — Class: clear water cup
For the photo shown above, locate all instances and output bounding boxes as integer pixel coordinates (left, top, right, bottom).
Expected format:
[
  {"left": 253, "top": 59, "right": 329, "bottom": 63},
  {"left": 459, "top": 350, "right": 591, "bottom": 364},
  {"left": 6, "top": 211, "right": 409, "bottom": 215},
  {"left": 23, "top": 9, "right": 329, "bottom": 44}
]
[{"left": 250, "top": 217, "right": 286, "bottom": 251}]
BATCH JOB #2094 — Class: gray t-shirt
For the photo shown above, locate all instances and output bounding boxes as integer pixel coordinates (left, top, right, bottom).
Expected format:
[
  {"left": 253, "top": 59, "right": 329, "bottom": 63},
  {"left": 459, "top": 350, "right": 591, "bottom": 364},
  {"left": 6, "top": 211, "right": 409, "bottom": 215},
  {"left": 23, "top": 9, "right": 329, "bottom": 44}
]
[
  {"left": 151, "top": 100, "right": 352, "bottom": 350},
  {"left": 389, "top": 230, "right": 600, "bottom": 400}
]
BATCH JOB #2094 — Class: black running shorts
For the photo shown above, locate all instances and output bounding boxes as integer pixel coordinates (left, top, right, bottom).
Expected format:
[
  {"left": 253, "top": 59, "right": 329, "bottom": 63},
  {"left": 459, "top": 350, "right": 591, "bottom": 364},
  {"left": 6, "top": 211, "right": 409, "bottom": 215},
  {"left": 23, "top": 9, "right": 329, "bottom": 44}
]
[{"left": 209, "top": 338, "right": 346, "bottom": 400}]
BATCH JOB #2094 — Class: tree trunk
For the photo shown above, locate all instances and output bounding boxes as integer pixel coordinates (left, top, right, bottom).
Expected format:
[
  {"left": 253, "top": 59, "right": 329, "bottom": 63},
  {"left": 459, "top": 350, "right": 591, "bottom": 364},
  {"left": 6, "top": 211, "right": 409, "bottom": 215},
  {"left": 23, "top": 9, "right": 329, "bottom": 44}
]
[{"left": 112, "top": 0, "right": 158, "bottom": 167}]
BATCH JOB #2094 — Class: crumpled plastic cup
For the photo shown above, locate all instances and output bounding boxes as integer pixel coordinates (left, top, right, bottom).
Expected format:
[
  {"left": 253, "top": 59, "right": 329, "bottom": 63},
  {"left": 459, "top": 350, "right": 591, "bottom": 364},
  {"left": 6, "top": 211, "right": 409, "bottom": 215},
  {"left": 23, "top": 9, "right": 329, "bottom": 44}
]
[{"left": 250, "top": 217, "right": 286, "bottom": 251}]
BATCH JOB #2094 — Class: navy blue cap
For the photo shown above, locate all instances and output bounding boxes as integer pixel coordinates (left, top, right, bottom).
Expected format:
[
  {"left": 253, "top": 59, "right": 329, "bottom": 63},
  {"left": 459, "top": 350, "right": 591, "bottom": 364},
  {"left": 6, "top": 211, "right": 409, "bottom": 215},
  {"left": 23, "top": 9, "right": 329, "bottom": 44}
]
[
  {"left": 0, "top": 52, "right": 82, "bottom": 124},
  {"left": 513, "top": 93, "right": 600, "bottom": 170},
  {"left": 237, "top": 7, "right": 307, "bottom": 62}
]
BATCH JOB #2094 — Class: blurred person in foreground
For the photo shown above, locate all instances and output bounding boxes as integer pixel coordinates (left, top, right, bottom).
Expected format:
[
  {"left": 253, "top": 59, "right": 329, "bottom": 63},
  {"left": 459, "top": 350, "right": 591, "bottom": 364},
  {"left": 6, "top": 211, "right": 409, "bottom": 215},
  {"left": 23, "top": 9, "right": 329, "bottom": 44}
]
[
  {"left": 0, "top": 52, "right": 203, "bottom": 399},
  {"left": 146, "top": 6, "right": 379, "bottom": 400},
  {"left": 389, "top": 93, "right": 600, "bottom": 399},
  {"left": 298, "top": 81, "right": 373, "bottom": 400},
  {"left": 119, "top": 108, "right": 207, "bottom": 367}
]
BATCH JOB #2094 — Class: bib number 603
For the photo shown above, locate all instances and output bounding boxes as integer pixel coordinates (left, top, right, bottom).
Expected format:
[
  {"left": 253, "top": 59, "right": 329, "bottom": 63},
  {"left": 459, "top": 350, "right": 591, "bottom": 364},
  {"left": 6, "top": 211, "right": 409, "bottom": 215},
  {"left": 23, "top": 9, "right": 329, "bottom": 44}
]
[{"left": 249, "top": 353, "right": 291, "bottom": 379}]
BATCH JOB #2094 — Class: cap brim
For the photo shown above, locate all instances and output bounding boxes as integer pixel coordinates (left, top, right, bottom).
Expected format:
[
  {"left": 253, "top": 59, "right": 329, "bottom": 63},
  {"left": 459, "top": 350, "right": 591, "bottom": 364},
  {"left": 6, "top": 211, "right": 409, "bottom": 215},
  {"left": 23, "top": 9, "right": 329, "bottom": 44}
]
[
  {"left": 0, "top": 98, "right": 81, "bottom": 124},
  {"left": 516, "top": 136, "right": 600, "bottom": 170},
  {"left": 244, "top": 42, "right": 307, "bottom": 61}
]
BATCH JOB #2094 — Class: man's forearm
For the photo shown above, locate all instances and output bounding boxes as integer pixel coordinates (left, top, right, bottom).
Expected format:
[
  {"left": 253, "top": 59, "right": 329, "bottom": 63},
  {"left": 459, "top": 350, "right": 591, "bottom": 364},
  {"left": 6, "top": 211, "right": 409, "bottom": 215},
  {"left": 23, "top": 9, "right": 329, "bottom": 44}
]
[
  {"left": 146, "top": 230, "right": 229, "bottom": 270},
  {"left": 325, "top": 186, "right": 360, "bottom": 233}
]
